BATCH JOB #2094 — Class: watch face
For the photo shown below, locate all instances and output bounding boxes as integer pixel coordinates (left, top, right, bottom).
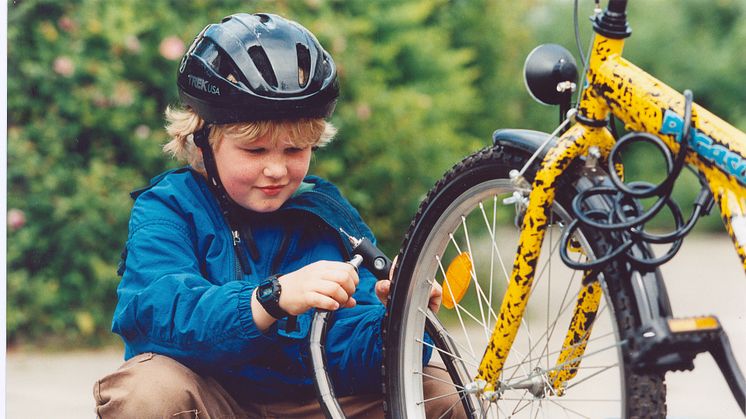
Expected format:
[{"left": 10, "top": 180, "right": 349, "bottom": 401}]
[
  {"left": 259, "top": 286, "right": 273, "bottom": 299},
  {"left": 256, "top": 276, "right": 285, "bottom": 319}
]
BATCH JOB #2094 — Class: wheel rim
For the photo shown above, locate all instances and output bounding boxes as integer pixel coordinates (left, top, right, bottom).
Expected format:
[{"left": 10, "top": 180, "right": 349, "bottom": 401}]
[{"left": 395, "top": 178, "right": 628, "bottom": 418}]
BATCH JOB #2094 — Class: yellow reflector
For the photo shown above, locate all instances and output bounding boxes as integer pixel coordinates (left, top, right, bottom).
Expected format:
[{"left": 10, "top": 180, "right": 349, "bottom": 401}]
[
  {"left": 442, "top": 252, "right": 473, "bottom": 309},
  {"left": 668, "top": 316, "right": 720, "bottom": 333}
]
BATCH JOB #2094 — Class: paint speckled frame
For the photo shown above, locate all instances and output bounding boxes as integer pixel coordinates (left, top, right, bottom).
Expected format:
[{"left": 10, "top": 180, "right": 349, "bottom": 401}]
[{"left": 476, "top": 32, "right": 746, "bottom": 392}]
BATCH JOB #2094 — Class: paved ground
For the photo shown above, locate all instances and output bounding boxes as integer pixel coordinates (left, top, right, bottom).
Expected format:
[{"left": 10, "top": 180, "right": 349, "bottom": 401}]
[
  {"left": 6, "top": 347, "right": 123, "bottom": 418},
  {"left": 656, "top": 234, "right": 746, "bottom": 419},
  {"left": 6, "top": 234, "right": 746, "bottom": 418}
]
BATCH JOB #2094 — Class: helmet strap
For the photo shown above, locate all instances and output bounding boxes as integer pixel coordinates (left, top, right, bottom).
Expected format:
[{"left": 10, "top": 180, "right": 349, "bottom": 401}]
[{"left": 193, "top": 126, "right": 260, "bottom": 273}]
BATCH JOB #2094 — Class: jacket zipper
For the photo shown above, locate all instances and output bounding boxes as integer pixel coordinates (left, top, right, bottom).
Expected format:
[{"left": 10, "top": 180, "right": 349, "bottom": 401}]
[
  {"left": 234, "top": 249, "right": 243, "bottom": 281},
  {"left": 232, "top": 229, "right": 252, "bottom": 280}
]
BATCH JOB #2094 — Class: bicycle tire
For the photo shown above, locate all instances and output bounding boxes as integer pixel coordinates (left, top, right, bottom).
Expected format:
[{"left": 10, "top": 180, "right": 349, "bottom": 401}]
[{"left": 382, "top": 143, "right": 666, "bottom": 418}]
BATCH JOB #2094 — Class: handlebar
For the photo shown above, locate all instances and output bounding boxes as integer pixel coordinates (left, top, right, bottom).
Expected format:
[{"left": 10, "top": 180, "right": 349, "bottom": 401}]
[
  {"left": 607, "top": 0, "right": 628, "bottom": 14},
  {"left": 594, "top": 0, "right": 631, "bottom": 39}
]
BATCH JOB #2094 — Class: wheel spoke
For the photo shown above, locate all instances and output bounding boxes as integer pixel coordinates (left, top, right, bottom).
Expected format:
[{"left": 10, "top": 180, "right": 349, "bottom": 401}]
[
  {"left": 478, "top": 199, "right": 511, "bottom": 331},
  {"left": 564, "top": 363, "right": 620, "bottom": 391},
  {"left": 502, "top": 341, "right": 623, "bottom": 390},
  {"left": 384, "top": 152, "right": 660, "bottom": 418},
  {"left": 512, "top": 396, "right": 533, "bottom": 416},
  {"left": 418, "top": 389, "right": 464, "bottom": 405},
  {"left": 505, "top": 267, "right": 608, "bottom": 384},
  {"left": 459, "top": 217, "right": 490, "bottom": 339},
  {"left": 501, "top": 329, "right": 617, "bottom": 378},
  {"left": 416, "top": 369, "right": 467, "bottom": 390},
  {"left": 546, "top": 398, "right": 593, "bottom": 418},
  {"left": 416, "top": 335, "right": 480, "bottom": 370},
  {"left": 437, "top": 393, "right": 469, "bottom": 419},
  {"left": 436, "top": 254, "right": 477, "bottom": 357}
]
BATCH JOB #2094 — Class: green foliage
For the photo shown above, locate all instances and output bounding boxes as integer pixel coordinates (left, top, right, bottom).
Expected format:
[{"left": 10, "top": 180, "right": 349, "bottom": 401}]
[
  {"left": 8, "top": 0, "right": 247, "bottom": 345},
  {"left": 306, "top": 0, "right": 482, "bottom": 253},
  {"left": 624, "top": 0, "right": 746, "bottom": 128},
  {"left": 8, "top": 0, "right": 745, "bottom": 346},
  {"left": 7, "top": 0, "right": 482, "bottom": 345}
]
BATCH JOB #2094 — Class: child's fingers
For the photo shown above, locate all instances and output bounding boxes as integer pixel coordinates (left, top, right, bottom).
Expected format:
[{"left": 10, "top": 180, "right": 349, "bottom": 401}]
[
  {"left": 389, "top": 255, "right": 398, "bottom": 281},
  {"left": 343, "top": 261, "right": 361, "bottom": 286},
  {"left": 313, "top": 279, "right": 357, "bottom": 309},
  {"left": 309, "top": 292, "right": 355, "bottom": 310},
  {"left": 283, "top": 261, "right": 360, "bottom": 313},
  {"left": 309, "top": 293, "right": 342, "bottom": 311},
  {"left": 428, "top": 282, "right": 443, "bottom": 314},
  {"left": 342, "top": 296, "right": 357, "bottom": 308},
  {"left": 375, "top": 279, "right": 391, "bottom": 306},
  {"left": 321, "top": 262, "right": 359, "bottom": 295}
]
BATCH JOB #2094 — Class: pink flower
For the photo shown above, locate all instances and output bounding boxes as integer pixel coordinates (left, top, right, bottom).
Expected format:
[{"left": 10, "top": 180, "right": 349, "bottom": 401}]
[
  {"left": 53, "top": 56, "right": 75, "bottom": 77},
  {"left": 112, "top": 82, "right": 135, "bottom": 106},
  {"left": 135, "top": 125, "right": 151, "bottom": 139},
  {"left": 58, "top": 16, "right": 77, "bottom": 33},
  {"left": 356, "top": 103, "right": 372, "bottom": 121},
  {"left": 8, "top": 209, "right": 26, "bottom": 231},
  {"left": 159, "top": 36, "right": 185, "bottom": 61},
  {"left": 124, "top": 35, "right": 141, "bottom": 54}
]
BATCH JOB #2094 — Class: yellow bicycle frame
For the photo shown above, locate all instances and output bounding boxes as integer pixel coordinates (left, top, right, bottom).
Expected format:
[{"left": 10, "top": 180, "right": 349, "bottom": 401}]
[{"left": 476, "top": 24, "right": 746, "bottom": 393}]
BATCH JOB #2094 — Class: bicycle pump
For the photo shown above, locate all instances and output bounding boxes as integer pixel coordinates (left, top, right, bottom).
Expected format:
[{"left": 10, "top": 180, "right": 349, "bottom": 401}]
[{"left": 309, "top": 229, "right": 392, "bottom": 419}]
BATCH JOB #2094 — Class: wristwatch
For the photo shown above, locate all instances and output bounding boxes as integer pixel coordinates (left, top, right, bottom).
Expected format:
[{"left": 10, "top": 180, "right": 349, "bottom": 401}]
[{"left": 255, "top": 275, "right": 289, "bottom": 319}]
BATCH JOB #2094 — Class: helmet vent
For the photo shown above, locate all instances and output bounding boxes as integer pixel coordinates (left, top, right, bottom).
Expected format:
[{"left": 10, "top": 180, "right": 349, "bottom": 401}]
[
  {"left": 296, "top": 44, "right": 311, "bottom": 87},
  {"left": 194, "top": 40, "right": 220, "bottom": 69},
  {"left": 206, "top": 45, "right": 241, "bottom": 85},
  {"left": 248, "top": 46, "right": 278, "bottom": 88}
]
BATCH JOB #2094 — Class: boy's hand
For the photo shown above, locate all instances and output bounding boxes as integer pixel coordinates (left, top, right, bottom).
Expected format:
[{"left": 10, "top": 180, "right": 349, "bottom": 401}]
[
  {"left": 374, "top": 280, "right": 442, "bottom": 314},
  {"left": 278, "top": 260, "right": 359, "bottom": 315},
  {"left": 375, "top": 256, "right": 443, "bottom": 313}
]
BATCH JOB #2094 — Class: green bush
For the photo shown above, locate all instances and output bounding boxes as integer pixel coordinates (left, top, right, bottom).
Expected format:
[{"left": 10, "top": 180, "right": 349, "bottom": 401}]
[
  {"left": 7, "top": 0, "right": 483, "bottom": 346},
  {"left": 9, "top": 0, "right": 744, "bottom": 347}
]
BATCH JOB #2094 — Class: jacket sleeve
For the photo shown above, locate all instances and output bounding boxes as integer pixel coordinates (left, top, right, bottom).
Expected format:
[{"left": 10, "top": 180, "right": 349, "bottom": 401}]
[{"left": 112, "top": 196, "right": 277, "bottom": 371}]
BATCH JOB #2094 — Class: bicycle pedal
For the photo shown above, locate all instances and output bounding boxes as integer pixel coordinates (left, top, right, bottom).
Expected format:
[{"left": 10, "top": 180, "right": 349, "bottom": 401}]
[
  {"left": 630, "top": 315, "right": 746, "bottom": 413},
  {"left": 628, "top": 316, "right": 722, "bottom": 373}
]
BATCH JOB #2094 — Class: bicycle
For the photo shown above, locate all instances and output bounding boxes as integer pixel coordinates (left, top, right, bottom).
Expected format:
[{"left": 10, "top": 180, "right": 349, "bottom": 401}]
[{"left": 381, "top": 1, "right": 746, "bottom": 417}]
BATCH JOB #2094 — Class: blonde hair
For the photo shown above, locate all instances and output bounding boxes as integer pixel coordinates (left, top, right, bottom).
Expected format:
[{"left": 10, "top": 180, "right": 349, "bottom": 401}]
[{"left": 163, "top": 106, "right": 337, "bottom": 172}]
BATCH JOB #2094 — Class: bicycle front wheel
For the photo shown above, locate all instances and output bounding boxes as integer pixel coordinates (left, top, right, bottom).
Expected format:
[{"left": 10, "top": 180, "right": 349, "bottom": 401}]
[{"left": 383, "top": 144, "right": 666, "bottom": 418}]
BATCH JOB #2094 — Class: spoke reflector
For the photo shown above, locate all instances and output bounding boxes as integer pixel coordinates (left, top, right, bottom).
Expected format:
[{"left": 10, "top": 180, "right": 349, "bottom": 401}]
[{"left": 442, "top": 252, "right": 473, "bottom": 309}]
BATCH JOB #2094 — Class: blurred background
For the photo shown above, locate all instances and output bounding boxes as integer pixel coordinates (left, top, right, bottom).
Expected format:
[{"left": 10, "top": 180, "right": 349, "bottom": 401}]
[
  {"left": 9, "top": 0, "right": 746, "bottom": 350},
  {"left": 6, "top": 0, "right": 746, "bottom": 415}
]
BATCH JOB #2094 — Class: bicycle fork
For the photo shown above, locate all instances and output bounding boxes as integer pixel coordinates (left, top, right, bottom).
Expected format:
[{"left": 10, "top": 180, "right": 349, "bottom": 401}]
[{"left": 475, "top": 124, "right": 615, "bottom": 396}]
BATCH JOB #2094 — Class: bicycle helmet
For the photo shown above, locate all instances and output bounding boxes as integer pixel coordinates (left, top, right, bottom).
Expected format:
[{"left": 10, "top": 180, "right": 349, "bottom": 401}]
[{"left": 177, "top": 13, "right": 339, "bottom": 123}]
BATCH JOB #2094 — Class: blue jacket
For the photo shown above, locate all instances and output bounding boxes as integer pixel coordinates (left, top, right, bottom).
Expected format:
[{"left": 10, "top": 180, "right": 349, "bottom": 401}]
[{"left": 113, "top": 167, "right": 386, "bottom": 402}]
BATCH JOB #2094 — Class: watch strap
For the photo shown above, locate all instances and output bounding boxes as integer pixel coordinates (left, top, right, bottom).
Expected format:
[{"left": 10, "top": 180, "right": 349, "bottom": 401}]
[{"left": 256, "top": 275, "right": 289, "bottom": 320}]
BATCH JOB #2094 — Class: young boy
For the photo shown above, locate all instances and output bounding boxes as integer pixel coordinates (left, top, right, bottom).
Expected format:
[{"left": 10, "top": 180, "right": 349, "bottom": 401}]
[{"left": 93, "top": 12, "right": 464, "bottom": 418}]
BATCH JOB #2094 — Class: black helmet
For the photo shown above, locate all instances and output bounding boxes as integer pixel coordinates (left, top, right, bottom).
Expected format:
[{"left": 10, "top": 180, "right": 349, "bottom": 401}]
[{"left": 177, "top": 13, "right": 339, "bottom": 123}]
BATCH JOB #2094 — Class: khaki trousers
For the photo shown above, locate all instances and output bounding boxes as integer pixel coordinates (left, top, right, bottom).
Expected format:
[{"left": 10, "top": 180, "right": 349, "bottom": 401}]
[{"left": 93, "top": 353, "right": 467, "bottom": 418}]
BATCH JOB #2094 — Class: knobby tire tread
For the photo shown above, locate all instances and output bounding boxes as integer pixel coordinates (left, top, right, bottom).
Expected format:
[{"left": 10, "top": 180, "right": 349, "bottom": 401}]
[{"left": 381, "top": 144, "right": 666, "bottom": 418}]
